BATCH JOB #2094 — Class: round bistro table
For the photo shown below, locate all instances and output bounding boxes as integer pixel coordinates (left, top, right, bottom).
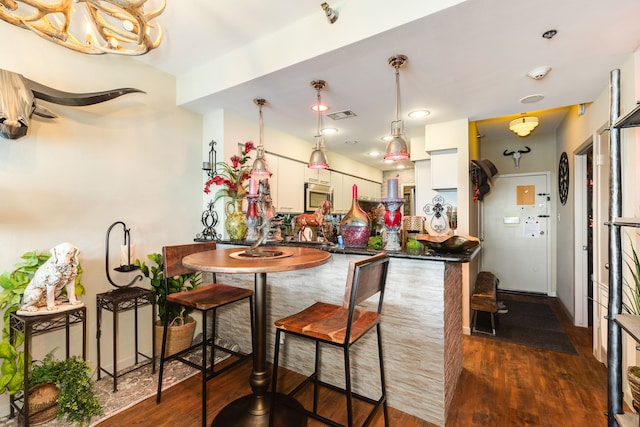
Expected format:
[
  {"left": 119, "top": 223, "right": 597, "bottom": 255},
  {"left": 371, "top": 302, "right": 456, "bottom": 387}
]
[{"left": 182, "top": 246, "right": 332, "bottom": 427}]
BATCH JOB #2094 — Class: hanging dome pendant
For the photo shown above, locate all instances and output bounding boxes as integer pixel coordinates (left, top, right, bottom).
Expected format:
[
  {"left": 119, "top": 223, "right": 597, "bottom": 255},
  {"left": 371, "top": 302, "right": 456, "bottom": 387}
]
[{"left": 385, "top": 54, "right": 410, "bottom": 161}]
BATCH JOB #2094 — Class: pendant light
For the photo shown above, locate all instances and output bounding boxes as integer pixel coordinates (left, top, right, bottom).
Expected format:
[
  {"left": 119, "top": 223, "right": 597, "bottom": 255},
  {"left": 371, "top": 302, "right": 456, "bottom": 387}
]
[
  {"left": 509, "top": 115, "right": 539, "bottom": 137},
  {"left": 308, "top": 80, "right": 330, "bottom": 169},
  {"left": 250, "top": 98, "right": 270, "bottom": 176},
  {"left": 385, "top": 54, "right": 410, "bottom": 161}
]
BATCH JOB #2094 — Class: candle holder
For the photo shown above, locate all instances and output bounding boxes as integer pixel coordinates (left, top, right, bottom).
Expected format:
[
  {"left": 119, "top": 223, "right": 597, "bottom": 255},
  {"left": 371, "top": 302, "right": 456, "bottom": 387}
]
[
  {"left": 381, "top": 197, "right": 404, "bottom": 251},
  {"left": 195, "top": 201, "right": 222, "bottom": 241},
  {"left": 105, "top": 221, "right": 143, "bottom": 288},
  {"left": 245, "top": 194, "right": 261, "bottom": 242}
]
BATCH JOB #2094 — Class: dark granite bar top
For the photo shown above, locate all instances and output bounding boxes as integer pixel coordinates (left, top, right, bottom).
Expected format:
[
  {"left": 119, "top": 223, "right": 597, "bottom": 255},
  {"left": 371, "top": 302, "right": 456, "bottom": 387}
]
[{"left": 211, "top": 239, "right": 480, "bottom": 263}]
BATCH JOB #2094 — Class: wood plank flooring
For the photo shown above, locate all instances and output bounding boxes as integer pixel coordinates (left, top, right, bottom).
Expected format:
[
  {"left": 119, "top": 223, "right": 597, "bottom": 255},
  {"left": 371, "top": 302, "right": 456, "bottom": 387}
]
[{"left": 97, "top": 294, "right": 609, "bottom": 427}]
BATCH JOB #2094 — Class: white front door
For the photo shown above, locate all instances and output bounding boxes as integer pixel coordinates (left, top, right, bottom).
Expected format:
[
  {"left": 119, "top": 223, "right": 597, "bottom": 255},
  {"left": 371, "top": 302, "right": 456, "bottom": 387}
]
[{"left": 481, "top": 173, "right": 551, "bottom": 294}]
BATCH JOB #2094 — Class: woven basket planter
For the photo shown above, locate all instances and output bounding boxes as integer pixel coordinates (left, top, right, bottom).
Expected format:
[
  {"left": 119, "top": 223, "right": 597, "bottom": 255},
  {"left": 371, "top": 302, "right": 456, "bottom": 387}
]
[
  {"left": 21, "top": 382, "right": 59, "bottom": 425},
  {"left": 627, "top": 366, "right": 640, "bottom": 411},
  {"left": 154, "top": 315, "right": 196, "bottom": 357}
]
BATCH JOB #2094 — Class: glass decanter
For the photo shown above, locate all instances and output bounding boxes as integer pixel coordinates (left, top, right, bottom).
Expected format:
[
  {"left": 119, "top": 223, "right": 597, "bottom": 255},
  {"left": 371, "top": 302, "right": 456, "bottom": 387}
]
[{"left": 340, "top": 184, "right": 370, "bottom": 248}]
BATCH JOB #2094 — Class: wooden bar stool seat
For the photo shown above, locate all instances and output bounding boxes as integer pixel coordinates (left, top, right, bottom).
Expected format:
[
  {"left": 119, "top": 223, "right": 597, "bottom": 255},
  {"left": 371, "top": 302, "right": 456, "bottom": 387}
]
[
  {"left": 471, "top": 271, "right": 499, "bottom": 336},
  {"left": 271, "top": 252, "right": 391, "bottom": 427},
  {"left": 156, "top": 242, "right": 254, "bottom": 427}
]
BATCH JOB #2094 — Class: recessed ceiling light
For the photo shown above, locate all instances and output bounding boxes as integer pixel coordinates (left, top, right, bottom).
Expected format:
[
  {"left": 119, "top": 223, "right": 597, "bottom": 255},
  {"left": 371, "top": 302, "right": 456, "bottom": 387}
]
[
  {"left": 321, "top": 127, "right": 338, "bottom": 135},
  {"left": 396, "top": 164, "right": 406, "bottom": 169},
  {"left": 520, "top": 94, "right": 545, "bottom": 104},
  {"left": 311, "top": 103, "right": 329, "bottom": 112},
  {"left": 380, "top": 135, "right": 392, "bottom": 142},
  {"left": 408, "top": 110, "right": 430, "bottom": 119},
  {"left": 368, "top": 151, "right": 381, "bottom": 157},
  {"left": 383, "top": 159, "right": 394, "bottom": 164}
]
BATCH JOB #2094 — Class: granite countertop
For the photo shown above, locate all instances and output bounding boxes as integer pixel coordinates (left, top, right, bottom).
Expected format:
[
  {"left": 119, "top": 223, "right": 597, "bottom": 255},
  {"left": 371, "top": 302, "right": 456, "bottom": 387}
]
[{"left": 213, "top": 239, "right": 480, "bottom": 263}]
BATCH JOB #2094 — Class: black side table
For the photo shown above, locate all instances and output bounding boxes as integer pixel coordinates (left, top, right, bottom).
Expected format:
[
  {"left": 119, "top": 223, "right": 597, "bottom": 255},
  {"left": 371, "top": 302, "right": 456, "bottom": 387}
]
[
  {"left": 9, "top": 305, "right": 87, "bottom": 426},
  {"left": 96, "top": 287, "right": 156, "bottom": 392}
]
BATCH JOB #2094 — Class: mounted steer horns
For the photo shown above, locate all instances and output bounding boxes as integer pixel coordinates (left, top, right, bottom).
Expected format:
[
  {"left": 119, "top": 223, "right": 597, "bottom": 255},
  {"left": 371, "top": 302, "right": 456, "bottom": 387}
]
[
  {"left": 503, "top": 146, "right": 531, "bottom": 169},
  {"left": 0, "top": 69, "right": 144, "bottom": 140}
]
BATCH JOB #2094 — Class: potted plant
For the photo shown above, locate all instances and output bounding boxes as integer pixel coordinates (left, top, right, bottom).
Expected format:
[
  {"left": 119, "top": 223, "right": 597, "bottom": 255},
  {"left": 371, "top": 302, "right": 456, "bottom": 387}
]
[
  {"left": 623, "top": 235, "right": 640, "bottom": 408},
  {"left": 0, "top": 250, "right": 85, "bottom": 397},
  {"left": 136, "top": 253, "right": 202, "bottom": 356},
  {"left": 29, "top": 350, "right": 102, "bottom": 426}
]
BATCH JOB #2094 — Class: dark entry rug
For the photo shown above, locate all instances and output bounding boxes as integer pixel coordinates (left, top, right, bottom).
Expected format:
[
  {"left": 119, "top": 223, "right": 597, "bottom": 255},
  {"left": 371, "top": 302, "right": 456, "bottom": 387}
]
[{"left": 473, "top": 299, "right": 578, "bottom": 355}]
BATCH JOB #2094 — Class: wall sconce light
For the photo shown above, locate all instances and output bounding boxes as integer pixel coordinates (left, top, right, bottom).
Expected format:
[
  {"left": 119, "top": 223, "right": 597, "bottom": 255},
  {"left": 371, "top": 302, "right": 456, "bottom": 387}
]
[
  {"left": 308, "top": 80, "right": 330, "bottom": 169},
  {"left": 509, "top": 116, "right": 539, "bottom": 137},
  {"left": 251, "top": 98, "right": 270, "bottom": 177},
  {"left": 385, "top": 54, "right": 410, "bottom": 161},
  {"left": 0, "top": 0, "right": 165, "bottom": 55},
  {"left": 321, "top": 2, "right": 338, "bottom": 24},
  {"left": 105, "top": 221, "right": 143, "bottom": 288},
  {"left": 202, "top": 140, "right": 218, "bottom": 178}
]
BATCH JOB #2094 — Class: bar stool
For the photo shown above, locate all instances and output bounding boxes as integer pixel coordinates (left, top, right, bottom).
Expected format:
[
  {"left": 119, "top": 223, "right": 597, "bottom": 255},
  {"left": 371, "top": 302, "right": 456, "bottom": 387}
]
[
  {"left": 156, "top": 242, "right": 254, "bottom": 427},
  {"left": 270, "top": 252, "right": 390, "bottom": 427}
]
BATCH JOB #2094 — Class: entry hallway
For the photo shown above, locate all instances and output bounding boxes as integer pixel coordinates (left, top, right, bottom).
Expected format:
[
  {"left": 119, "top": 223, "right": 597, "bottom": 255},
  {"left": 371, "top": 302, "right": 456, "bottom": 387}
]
[{"left": 97, "top": 294, "right": 609, "bottom": 426}]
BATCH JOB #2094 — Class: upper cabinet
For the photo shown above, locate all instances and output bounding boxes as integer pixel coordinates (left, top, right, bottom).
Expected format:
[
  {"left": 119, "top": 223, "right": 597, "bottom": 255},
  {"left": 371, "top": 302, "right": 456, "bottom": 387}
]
[
  {"left": 304, "top": 167, "right": 331, "bottom": 184},
  {"left": 424, "top": 119, "right": 468, "bottom": 152},
  {"left": 263, "top": 153, "right": 305, "bottom": 213}
]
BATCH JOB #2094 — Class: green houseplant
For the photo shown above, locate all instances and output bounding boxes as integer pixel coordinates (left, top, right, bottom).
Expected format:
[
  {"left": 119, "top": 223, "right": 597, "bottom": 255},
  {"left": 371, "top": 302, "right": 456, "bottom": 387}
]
[
  {"left": 0, "top": 251, "right": 85, "bottom": 396},
  {"left": 136, "top": 253, "right": 202, "bottom": 355},
  {"left": 622, "top": 235, "right": 640, "bottom": 409},
  {"left": 29, "top": 350, "right": 102, "bottom": 426}
]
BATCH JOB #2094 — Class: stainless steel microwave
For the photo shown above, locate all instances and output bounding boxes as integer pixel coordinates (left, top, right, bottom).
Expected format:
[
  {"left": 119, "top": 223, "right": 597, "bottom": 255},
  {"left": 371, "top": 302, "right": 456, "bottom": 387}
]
[{"left": 305, "top": 183, "right": 333, "bottom": 212}]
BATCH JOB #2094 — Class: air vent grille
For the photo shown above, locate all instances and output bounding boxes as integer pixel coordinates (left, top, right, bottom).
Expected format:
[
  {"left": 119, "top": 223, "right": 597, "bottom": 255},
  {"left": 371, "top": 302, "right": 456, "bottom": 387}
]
[{"left": 327, "top": 109, "right": 357, "bottom": 120}]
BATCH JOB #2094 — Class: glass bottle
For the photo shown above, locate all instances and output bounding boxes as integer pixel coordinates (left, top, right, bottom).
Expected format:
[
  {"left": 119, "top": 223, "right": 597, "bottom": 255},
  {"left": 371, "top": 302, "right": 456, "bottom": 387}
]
[{"left": 340, "top": 184, "right": 370, "bottom": 248}]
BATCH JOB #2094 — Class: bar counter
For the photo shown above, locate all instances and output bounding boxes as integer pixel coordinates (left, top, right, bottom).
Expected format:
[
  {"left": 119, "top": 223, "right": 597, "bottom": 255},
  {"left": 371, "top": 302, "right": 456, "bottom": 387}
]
[{"left": 208, "top": 240, "right": 479, "bottom": 426}]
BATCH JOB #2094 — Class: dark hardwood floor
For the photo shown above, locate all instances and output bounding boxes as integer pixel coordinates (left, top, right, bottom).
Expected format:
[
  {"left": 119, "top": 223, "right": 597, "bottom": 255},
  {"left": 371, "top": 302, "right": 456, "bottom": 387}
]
[{"left": 97, "top": 294, "right": 609, "bottom": 427}]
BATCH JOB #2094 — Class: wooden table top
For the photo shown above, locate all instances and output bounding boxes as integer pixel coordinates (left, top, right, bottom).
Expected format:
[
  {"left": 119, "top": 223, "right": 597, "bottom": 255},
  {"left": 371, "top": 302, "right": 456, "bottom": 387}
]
[{"left": 182, "top": 246, "right": 332, "bottom": 274}]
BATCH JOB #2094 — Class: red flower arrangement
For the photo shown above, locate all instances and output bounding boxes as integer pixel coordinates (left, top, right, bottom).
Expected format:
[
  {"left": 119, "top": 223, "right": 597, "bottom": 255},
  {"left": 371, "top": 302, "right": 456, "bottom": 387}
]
[{"left": 204, "top": 142, "right": 254, "bottom": 203}]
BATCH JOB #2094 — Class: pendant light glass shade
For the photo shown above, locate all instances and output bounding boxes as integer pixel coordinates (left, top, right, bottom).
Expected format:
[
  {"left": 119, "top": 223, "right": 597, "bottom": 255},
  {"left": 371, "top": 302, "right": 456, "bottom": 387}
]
[
  {"left": 251, "top": 98, "right": 270, "bottom": 176},
  {"left": 509, "top": 116, "right": 539, "bottom": 137},
  {"left": 385, "top": 55, "right": 410, "bottom": 161},
  {"left": 308, "top": 80, "right": 329, "bottom": 169}
]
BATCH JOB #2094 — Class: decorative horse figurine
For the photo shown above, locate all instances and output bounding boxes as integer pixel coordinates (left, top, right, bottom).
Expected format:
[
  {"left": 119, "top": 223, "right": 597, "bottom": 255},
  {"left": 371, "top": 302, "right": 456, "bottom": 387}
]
[{"left": 294, "top": 200, "right": 332, "bottom": 241}]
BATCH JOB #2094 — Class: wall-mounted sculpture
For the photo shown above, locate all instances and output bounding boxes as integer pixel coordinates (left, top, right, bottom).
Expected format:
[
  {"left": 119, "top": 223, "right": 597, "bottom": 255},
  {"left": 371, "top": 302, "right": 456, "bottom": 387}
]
[
  {"left": 0, "top": 69, "right": 143, "bottom": 140},
  {"left": 503, "top": 146, "right": 531, "bottom": 169}
]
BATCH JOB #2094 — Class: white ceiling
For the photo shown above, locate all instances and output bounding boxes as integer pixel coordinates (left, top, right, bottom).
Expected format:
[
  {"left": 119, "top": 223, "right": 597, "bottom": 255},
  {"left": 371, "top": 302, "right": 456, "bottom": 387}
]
[{"left": 134, "top": 0, "right": 640, "bottom": 171}]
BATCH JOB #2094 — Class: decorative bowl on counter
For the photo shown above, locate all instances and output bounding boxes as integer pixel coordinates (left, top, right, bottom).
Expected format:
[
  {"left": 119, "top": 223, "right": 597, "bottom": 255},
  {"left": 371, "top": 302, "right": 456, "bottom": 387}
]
[{"left": 416, "top": 234, "right": 480, "bottom": 253}]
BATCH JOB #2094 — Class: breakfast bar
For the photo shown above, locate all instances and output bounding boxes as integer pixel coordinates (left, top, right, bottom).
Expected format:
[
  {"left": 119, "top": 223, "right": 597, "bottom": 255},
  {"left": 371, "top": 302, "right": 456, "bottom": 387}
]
[{"left": 209, "top": 242, "right": 478, "bottom": 426}]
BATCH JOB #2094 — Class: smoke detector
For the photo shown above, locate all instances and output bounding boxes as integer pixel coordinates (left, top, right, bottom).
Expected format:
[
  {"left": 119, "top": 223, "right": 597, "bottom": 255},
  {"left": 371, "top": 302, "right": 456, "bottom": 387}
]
[{"left": 527, "top": 66, "right": 552, "bottom": 80}]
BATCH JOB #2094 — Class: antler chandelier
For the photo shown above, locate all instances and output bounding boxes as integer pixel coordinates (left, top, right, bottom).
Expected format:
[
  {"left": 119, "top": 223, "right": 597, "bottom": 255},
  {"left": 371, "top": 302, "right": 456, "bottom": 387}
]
[{"left": 0, "top": 0, "right": 165, "bottom": 55}]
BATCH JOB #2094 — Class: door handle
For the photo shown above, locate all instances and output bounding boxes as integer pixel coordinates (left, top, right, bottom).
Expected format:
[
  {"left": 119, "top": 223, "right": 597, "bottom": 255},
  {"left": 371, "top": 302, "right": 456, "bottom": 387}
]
[{"left": 538, "top": 214, "right": 550, "bottom": 218}]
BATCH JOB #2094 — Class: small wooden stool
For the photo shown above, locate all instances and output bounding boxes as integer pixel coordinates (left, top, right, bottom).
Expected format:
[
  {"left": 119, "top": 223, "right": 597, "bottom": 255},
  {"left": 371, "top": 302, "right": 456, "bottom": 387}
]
[{"left": 471, "top": 271, "right": 499, "bottom": 335}]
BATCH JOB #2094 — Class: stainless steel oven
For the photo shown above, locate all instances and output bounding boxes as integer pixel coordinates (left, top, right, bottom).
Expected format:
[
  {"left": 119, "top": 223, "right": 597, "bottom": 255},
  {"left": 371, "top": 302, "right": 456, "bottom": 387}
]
[{"left": 305, "top": 183, "right": 333, "bottom": 212}]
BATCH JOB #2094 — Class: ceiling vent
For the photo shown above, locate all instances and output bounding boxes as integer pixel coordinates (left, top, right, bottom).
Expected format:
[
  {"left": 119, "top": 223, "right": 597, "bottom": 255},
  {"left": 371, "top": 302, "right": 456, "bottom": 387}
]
[
  {"left": 327, "top": 109, "right": 357, "bottom": 120},
  {"left": 527, "top": 66, "right": 552, "bottom": 80}
]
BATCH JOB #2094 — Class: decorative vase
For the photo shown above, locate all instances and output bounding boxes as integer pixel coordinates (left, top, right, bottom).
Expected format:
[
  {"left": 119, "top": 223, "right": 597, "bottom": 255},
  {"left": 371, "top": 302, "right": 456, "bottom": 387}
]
[
  {"left": 340, "top": 184, "right": 370, "bottom": 248},
  {"left": 225, "top": 200, "right": 248, "bottom": 241}
]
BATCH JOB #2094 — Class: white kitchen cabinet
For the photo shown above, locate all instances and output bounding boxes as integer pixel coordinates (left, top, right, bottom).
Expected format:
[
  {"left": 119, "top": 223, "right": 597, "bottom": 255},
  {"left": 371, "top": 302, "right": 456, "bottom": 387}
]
[
  {"left": 430, "top": 150, "right": 458, "bottom": 190},
  {"left": 261, "top": 153, "right": 304, "bottom": 213},
  {"left": 276, "top": 157, "right": 305, "bottom": 213},
  {"left": 305, "top": 167, "right": 331, "bottom": 184},
  {"left": 329, "top": 171, "right": 345, "bottom": 213}
]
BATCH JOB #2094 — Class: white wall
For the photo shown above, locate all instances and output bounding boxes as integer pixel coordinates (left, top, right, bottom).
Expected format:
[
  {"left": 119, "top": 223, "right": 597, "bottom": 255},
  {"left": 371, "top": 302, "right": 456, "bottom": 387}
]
[{"left": 0, "top": 25, "right": 203, "bottom": 415}]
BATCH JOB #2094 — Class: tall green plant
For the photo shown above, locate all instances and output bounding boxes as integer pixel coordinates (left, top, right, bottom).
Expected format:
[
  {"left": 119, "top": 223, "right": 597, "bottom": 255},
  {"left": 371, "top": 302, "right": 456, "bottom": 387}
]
[
  {"left": 623, "top": 235, "right": 640, "bottom": 315},
  {"left": 136, "top": 253, "right": 202, "bottom": 325}
]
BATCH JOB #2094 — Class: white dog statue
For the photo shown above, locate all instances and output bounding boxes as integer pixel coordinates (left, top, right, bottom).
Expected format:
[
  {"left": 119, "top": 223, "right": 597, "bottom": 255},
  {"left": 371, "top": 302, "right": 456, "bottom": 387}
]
[{"left": 20, "top": 242, "right": 82, "bottom": 312}]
